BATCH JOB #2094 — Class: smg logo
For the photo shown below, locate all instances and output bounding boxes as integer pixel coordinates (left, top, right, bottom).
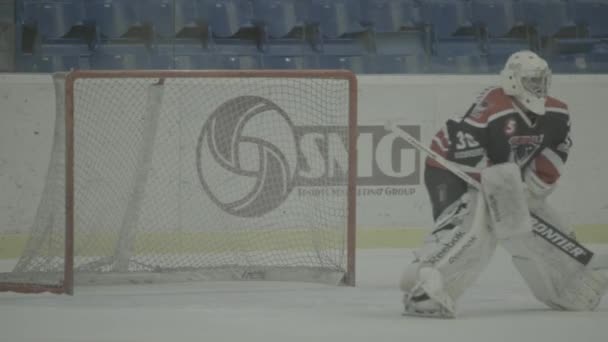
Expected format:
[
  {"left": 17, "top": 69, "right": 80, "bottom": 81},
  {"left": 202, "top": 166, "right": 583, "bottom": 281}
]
[{"left": 197, "top": 96, "right": 420, "bottom": 217}]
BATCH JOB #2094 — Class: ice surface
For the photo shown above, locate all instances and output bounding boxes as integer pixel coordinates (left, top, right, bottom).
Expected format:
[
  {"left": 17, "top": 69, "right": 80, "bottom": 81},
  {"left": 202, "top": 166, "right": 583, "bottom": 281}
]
[{"left": 1, "top": 247, "right": 607, "bottom": 342}]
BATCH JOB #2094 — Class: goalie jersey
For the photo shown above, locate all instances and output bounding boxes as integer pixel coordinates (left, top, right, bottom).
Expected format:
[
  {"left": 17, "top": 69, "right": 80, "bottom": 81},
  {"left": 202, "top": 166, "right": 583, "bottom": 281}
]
[{"left": 425, "top": 86, "right": 572, "bottom": 220}]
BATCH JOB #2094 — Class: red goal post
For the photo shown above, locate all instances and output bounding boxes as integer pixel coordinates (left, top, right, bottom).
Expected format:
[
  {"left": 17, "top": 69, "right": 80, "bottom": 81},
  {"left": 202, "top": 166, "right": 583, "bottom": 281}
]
[{"left": 0, "top": 70, "right": 357, "bottom": 295}]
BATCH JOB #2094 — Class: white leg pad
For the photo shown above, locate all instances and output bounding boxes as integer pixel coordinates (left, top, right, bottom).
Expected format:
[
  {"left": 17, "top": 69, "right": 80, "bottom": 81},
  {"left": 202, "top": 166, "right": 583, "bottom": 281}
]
[
  {"left": 481, "top": 163, "right": 608, "bottom": 311},
  {"left": 401, "top": 190, "right": 497, "bottom": 316},
  {"left": 481, "top": 163, "right": 531, "bottom": 242},
  {"left": 403, "top": 267, "right": 455, "bottom": 318}
]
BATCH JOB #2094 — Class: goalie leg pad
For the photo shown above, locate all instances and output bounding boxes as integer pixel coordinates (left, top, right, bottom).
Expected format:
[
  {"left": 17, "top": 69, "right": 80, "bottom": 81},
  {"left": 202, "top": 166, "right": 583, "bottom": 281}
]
[
  {"left": 403, "top": 267, "right": 455, "bottom": 318},
  {"left": 481, "top": 162, "right": 531, "bottom": 242},
  {"left": 481, "top": 166, "right": 607, "bottom": 311},
  {"left": 520, "top": 203, "right": 608, "bottom": 311},
  {"left": 512, "top": 250, "right": 608, "bottom": 311},
  {"left": 401, "top": 190, "right": 497, "bottom": 315}
]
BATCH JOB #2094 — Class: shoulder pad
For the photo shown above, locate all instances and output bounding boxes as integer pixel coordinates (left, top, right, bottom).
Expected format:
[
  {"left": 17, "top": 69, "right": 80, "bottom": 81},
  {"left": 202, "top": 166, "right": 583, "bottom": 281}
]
[
  {"left": 545, "top": 96, "right": 569, "bottom": 115},
  {"left": 464, "top": 87, "right": 514, "bottom": 127}
]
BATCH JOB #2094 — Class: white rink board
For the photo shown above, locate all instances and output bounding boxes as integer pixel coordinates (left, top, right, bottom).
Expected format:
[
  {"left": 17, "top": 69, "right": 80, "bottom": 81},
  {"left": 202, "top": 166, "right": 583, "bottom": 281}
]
[{"left": 1, "top": 74, "right": 607, "bottom": 235}]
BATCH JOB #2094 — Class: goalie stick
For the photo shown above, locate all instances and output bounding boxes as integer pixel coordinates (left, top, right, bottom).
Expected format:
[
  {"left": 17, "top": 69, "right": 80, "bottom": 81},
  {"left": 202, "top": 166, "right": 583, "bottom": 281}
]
[{"left": 385, "top": 121, "right": 608, "bottom": 270}]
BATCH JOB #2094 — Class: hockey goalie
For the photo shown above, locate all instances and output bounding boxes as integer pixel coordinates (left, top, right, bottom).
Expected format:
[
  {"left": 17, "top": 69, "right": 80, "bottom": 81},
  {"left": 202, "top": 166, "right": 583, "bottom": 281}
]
[{"left": 398, "top": 50, "right": 608, "bottom": 318}]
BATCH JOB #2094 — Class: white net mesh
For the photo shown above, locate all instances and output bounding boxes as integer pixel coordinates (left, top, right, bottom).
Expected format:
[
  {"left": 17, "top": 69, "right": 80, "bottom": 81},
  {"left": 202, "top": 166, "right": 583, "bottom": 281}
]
[{"left": 0, "top": 71, "right": 356, "bottom": 293}]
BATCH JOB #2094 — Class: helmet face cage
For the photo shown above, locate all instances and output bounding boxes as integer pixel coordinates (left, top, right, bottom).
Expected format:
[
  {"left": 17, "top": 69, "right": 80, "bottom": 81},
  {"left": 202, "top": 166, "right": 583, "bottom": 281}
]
[{"left": 520, "top": 68, "right": 551, "bottom": 99}]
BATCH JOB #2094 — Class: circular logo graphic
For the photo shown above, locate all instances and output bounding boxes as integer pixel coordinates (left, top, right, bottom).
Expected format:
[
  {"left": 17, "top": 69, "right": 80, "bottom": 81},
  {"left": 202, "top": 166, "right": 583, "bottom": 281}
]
[{"left": 197, "top": 96, "right": 298, "bottom": 217}]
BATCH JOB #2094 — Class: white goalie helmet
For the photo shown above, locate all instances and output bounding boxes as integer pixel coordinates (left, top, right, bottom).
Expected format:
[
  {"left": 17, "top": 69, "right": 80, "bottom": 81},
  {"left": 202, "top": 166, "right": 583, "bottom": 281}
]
[{"left": 500, "top": 50, "right": 552, "bottom": 115}]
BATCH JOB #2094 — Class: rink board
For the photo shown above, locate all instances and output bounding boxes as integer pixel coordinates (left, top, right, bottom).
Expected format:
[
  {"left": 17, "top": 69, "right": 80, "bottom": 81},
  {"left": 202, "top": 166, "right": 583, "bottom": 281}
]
[{"left": 1, "top": 225, "right": 607, "bottom": 259}]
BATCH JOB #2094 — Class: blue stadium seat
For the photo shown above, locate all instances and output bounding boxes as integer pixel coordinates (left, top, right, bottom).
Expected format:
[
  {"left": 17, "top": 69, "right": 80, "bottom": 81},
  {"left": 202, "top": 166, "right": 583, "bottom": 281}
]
[
  {"left": 210, "top": 28, "right": 264, "bottom": 57},
  {"left": 471, "top": 0, "right": 517, "bottom": 37},
  {"left": 419, "top": 0, "right": 473, "bottom": 38},
  {"left": 172, "top": 54, "right": 219, "bottom": 69},
  {"left": 373, "top": 29, "right": 427, "bottom": 55},
  {"left": 318, "top": 36, "right": 370, "bottom": 56},
  {"left": 18, "top": 44, "right": 90, "bottom": 72},
  {"left": 19, "top": 54, "right": 84, "bottom": 72},
  {"left": 369, "top": 54, "right": 428, "bottom": 73},
  {"left": 155, "top": 42, "right": 214, "bottom": 69},
  {"left": 310, "top": 0, "right": 365, "bottom": 38},
  {"left": 430, "top": 37, "right": 489, "bottom": 73},
  {"left": 253, "top": 0, "right": 312, "bottom": 38},
  {"left": 175, "top": 0, "right": 205, "bottom": 38},
  {"left": 263, "top": 55, "right": 318, "bottom": 69},
  {"left": 318, "top": 55, "right": 369, "bottom": 73},
  {"left": 90, "top": 44, "right": 151, "bottom": 69},
  {"left": 22, "top": 0, "right": 86, "bottom": 40},
  {"left": 146, "top": 44, "right": 174, "bottom": 69},
  {"left": 570, "top": 0, "right": 608, "bottom": 38},
  {"left": 485, "top": 37, "right": 533, "bottom": 71},
  {"left": 420, "top": 1, "right": 483, "bottom": 73},
  {"left": 548, "top": 53, "right": 591, "bottom": 73},
  {"left": 263, "top": 37, "right": 316, "bottom": 56},
  {"left": 360, "top": 0, "right": 421, "bottom": 32},
  {"left": 513, "top": 0, "right": 572, "bottom": 37},
  {"left": 202, "top": 0, "right": 255, "bottom": 38},
  {"left": 588, "top": 48, "right": 608, "bottom": 72},
  {"left": 85, "top": 0, "right": 138, "bottom": 39},
  {"left": 431, "top": 54, "right": 489, "bottom": 73},
  {"left": 140, "top": 0, "right": 173, "bottom": 39},
  {"left": 217, "top": 55, "right": 262, "bottom": 69}
]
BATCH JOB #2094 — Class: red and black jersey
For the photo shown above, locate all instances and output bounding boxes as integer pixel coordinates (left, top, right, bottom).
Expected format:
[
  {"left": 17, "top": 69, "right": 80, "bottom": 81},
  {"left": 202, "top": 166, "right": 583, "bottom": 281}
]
[
  {"left": 427, "top": 86, "right": 571, "bottom": 184},
  {"left": 424, "top": 87, "right": 571, "bottom": 220}
]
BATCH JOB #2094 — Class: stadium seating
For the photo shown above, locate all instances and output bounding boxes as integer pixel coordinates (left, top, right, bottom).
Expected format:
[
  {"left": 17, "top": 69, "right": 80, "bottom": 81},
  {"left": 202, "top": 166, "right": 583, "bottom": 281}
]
[
  {"left": 471, "top": 0, "right": 517, "bottom": 38},
  {"left": 570, "top": 0, "right": 608, "bottom": 37},
  {"left": 513, "top": 0, "right": 572, "bottom": 38},
  {"left": 310, "top": 0, "right": 365, "bottom": 38},
  {"left": 202, "top": 0, "right": 255, "bottom": 38},
  {"left": 431, "top": 37, "right": 489, "bottom": 73},
  {"left": 174, "top": 0, "right": 206, "bottom": 38},
  {"left": 359, "top": 0, "right": 421, "bottom": 33},
  {"left": 252, "top": 0, "right": 312, "bottom": 38},
  {"left": 18, "top": 43, "right": 90, "bottom": 72},
  {"left": 20, "top": 54, "right": 84, "bottom": 72},
  {"left": 588, "top": 46, "right": 608, "bottom": 71},
  {"left": 22, "top": 0, "right": 86, "bottom": 40},
  {"left": 89, "top": 43, "right": 152, "bottom": 69},
  {"left": 85, "top": 0, "right": 138, "bottom": 39},
  {"left": 263, "top": 54, "right": 318, "bottom": 69},
  {"left": 419, "top": 0, "right": 473, "bottom": 39},
  {"left": 141, "top": 0, "right": 173, "bottom": 39},
  {"left": 10, "top": 0, "right": 608, "bottom": 73},
  {"left": 369, "top": 54, "right": 428, "bottom": 73},
  {"left": 485, "top": 36, "right": 533, "bottom": 71},
  {"left": 217, "top": 54, "right": 262, "bottom": 69},
  {"left": 319, "top": 55, "right": 368, "bottom": 73},
  {"left": 548, "top": 52, "right": 591, "bottom": 72}
]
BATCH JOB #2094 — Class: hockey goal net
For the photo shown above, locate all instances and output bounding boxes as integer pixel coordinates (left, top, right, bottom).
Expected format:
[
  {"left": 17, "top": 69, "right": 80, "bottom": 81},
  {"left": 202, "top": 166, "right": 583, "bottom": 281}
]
[{"left": 0, "top": 70, "right": 357, "bottom": 294}]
